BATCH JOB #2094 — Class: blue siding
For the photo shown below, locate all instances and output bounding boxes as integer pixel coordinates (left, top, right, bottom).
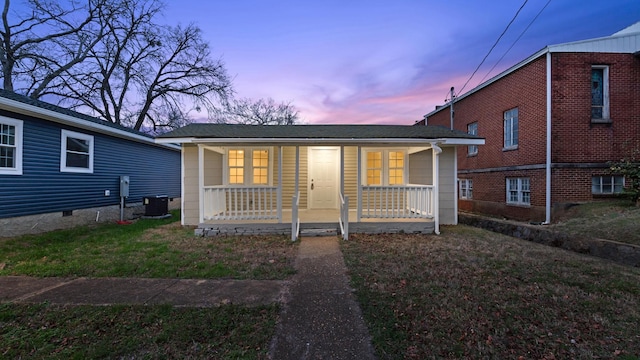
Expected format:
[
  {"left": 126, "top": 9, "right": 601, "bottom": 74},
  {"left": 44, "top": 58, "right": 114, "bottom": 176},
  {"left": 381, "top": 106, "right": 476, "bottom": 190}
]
[{"left": 0, "top": 110, "right": 180, "bottom": 219}]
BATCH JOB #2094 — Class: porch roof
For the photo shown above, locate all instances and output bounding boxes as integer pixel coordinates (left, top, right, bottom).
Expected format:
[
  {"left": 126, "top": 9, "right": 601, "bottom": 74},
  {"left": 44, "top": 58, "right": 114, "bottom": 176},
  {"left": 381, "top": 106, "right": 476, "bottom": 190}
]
[{"left": 156, "top": 123, "right": 484, "bottom": 145}]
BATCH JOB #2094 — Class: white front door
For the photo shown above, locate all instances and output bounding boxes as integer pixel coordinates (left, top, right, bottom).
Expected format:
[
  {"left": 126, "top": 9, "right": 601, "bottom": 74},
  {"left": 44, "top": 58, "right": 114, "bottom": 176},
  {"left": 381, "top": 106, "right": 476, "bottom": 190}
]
[{"left": 308, "top": 147, "right": 339, "bottom": 209}]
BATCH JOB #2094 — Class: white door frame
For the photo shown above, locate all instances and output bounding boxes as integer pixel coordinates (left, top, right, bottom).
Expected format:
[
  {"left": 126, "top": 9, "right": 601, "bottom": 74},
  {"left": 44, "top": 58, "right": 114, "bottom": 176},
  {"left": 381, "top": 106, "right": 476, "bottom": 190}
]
[{"left": 308, "top": 146, "right": 340, "bottom": 209}]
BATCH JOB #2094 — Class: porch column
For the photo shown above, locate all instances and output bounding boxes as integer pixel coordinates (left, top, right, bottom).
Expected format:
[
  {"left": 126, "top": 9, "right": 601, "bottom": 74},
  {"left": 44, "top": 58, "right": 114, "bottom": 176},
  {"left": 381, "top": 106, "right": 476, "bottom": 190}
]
[
  {"left": 431, "top": 142, "right": 442, "bottom": 235},
  {"left": 198, "top": 144, "right": 204, "bottom": 224},
  {"left": 340, "top": 146, "right": 345, "bottom": 196},
  {"left": 295, "top": 146, "right": 299, "bottom": 195},
  {"left": 357, "top": 146, "right": 362, "bottom": 221},
  {"left": 278, "top": 146, "right": 283, "bottom": 223}
]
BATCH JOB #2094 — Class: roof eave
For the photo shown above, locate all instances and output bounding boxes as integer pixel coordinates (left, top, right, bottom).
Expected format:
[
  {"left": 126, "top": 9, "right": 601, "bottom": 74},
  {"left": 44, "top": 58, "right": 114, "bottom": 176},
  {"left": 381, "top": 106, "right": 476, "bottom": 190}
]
[{"left": 155, "top": 137, "right": 485, "bottom": 146}]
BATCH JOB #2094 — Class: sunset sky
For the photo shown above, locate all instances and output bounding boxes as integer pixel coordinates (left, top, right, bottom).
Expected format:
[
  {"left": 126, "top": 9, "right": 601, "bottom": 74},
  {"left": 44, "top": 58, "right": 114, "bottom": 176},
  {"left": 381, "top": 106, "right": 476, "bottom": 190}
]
[{"left": 165, "top": 0, "right": 640, "bottom": 125}]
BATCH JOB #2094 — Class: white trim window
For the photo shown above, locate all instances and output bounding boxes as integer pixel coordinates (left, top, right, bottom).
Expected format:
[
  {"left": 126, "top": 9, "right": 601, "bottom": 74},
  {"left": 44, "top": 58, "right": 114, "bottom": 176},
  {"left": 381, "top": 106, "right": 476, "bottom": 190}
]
[
  {"left": 467, "top": 122, "right": 478, "bottom": 155},
  {"left": 60, "top": 130, "right": 94, "bottom": 173},
  {"left": 364, "top": 149, "right": 406, "bottom": 186},
  {"left": 226, "top": 147, "right": 272, "bottom": 185},
  {"left": 592, "top": 175, "right": 623, "bottom": 194},
  {"left": 503, "top": 108, "right": 518, "bottom": 149},
  {"left": 591, "top": 65, "right": 610, "bottom": 120},
  {"left": 506, "top": 177, "right": 530, "bottom": 205},
  {"left": 0, "top": 117, "right": 23, "bottom": 175},
  {"left": 459, "top": 179, "right": 473, "bottom": 200}
]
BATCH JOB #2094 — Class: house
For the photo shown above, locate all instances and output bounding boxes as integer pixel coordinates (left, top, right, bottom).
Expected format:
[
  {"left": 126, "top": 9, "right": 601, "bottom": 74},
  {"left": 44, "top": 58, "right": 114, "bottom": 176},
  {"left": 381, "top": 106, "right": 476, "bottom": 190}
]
[
  {"left": 0, "top": 89, "right": 181, "bottom": 236},
  {"left": 420, "top": 22, "right": 640, "bottom": 223},
  {"left": 155, "top": 123, "right": 484, "bottom": 240}
]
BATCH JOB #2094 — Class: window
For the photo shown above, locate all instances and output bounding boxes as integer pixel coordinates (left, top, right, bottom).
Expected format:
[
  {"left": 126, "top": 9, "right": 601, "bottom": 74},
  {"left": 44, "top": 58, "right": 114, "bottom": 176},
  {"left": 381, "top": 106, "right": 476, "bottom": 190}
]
[
  {"left": 467, "top": 122, "right": 478, "bottom": 155},
  {"left": 503, "top": 108, "right": 518, "bottom": 149},
  {"left": 591, "top": 66, "right": 610, "bottom": 120},
  {"left": 366, "top": 151, "right": 382, "bottom": 185},
  {"left": 228, "top": 149, "right": 244, "bottom": 184},
  {"left": 460, "top": 179, "right": 473, "bottom": 200},
  {"left": 388, "top": 151, "right": 404, "bottom": 185},
  {"left": 60, "top": 130, "right": 93, "bottom": 173},
  {"left": 506, "top": 177, "right": 530, "bottom": 205},
  {"left": 0, "top": 117, "right": 23, "bottom": 175},
  {"left": 592, "top": 176, "right": 623, "bottom": 194},
  {"left": 365, "top": 150, "right": 406, "bottom": 186},
  {"left": 252, "top": 149, "right": 269, "bottom": 185},
  {"left": 227, "top": 148, "right": 271, "bottom": 185}
]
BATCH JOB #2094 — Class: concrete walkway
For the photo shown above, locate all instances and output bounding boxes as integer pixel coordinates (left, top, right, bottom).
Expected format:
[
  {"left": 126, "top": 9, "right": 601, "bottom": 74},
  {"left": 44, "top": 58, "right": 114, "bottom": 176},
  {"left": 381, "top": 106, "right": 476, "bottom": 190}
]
[{"left": 269, "top": 236, "right": 376, "bottom": 360}]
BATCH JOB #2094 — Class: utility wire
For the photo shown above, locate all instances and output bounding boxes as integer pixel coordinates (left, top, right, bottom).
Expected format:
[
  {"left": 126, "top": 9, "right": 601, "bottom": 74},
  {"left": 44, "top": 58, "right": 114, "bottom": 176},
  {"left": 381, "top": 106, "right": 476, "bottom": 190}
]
[
  {"left": 457, "top": 0, "right": 529, "bottom": 96},
  {"left": 479, "top": 0, "right": 552, "bottom": 83}
]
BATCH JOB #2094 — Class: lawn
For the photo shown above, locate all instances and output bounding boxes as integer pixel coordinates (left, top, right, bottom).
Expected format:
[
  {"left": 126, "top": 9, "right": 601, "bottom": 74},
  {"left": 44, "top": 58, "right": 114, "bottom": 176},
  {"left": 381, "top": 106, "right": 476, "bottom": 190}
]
[
  {"left": 548, "top": 200, "right": 640, "bottom": 246},
  {"left": 342, "top": 226, "right": 640, "bottom": 359},
  {"left": 0, "top": 210, "right": 297, "bottom": 279},
  {"left": 0, "top": 303, "right": 277, "bottom": 359},
  {"left": 0, "top": 211, "right": 297, "bottom": 359}
]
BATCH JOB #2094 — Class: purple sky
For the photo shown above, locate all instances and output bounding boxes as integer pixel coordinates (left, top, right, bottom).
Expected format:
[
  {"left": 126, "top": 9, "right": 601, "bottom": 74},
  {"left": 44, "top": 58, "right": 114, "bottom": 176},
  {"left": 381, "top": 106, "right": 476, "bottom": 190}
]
[{"left": 165, "top": 0, "right": 640, "bottom": 125}]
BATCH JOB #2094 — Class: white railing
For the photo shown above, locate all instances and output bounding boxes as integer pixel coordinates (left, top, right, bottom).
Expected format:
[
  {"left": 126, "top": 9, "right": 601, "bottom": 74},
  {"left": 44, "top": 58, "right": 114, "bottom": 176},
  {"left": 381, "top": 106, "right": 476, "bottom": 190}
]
[
  {"left": 203, "top": 186, "right": 279, "bottom": 220},
  {"left": 291, "top": 192, "right": 300, "bottom": 241},
  {"left": 360, "top": 184, "right": 434, "bottom": 219},
  {"left": 339, "top": 192, "right": 349, "bottom": 240}
]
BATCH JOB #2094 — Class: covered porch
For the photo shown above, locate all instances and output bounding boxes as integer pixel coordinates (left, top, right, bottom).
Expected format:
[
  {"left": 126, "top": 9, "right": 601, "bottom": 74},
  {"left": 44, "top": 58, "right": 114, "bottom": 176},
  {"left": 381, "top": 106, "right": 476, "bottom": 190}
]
[{"left": 155, "top": 123, "right": 485, "bottom": 241}]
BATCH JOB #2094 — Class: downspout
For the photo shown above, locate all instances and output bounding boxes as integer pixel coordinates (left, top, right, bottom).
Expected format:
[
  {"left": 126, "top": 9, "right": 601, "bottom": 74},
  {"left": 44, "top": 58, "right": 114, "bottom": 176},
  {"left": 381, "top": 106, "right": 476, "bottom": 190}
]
[
  {"left": 431, "top": 142, "right": 442, "bottom": 235},
  {"left": 545, "top": 51, "right": 552, "bottom": 224}
]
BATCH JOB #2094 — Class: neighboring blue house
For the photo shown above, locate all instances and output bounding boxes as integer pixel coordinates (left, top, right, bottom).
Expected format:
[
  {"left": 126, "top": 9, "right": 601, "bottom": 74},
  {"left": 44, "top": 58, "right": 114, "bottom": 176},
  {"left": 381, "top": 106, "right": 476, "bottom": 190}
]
[{"left": 0, "top": 89, "right": 181, "bottom": 236}]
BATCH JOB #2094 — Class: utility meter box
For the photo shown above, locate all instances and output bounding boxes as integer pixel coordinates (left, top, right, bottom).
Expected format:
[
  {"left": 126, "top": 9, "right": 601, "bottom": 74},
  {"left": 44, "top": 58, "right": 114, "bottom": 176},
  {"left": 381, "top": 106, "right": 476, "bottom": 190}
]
[{"left": 119, "top": 176, "right": 130, "bottom": 198}]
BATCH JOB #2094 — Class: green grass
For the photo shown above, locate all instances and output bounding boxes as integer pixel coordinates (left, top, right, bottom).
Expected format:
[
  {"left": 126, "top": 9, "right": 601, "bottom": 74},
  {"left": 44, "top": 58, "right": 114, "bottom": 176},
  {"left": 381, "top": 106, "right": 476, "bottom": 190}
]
[
  {"left": 342, "top": 227, "right": 640, "bottom": 359},
  {"left": 0, "top": 210, "right": 297, "bottom": 280},
  {"left": 549, "top": 200, "right": 640, "bottom": 246},
  {"left": 0, "top": 302, "right": 277, "bottom": 359}
]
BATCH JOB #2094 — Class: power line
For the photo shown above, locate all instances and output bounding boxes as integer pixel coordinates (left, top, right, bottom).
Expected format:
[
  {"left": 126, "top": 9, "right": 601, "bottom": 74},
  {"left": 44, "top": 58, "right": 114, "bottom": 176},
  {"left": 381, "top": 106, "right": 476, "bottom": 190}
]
[
  {"left": 479, "top": 0, "right": 552, "bottom": 83},
  {"left": 457, "top": 0, "right": 529, "bottom": 96}
]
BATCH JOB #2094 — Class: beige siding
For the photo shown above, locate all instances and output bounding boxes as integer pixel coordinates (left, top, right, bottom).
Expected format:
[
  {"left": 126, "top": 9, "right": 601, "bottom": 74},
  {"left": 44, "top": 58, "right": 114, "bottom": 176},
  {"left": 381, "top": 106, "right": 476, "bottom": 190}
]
[
  {"left": 182, "top": 144, "right": 200, "bottom": 225},
  {"left": 343, "top": 147, "right": 358, "bottom": 209},
  {"left": 408, "top": 147, "right": 457, "bottom": 225},
  {"left": 204, "top": 149, "right": 222, "bottom": 186},
  {"left": 280, "top": 146, "right": 308, "bottom": 209},
  {"left": 439, "top": 147, "right": 457, "bottom": 225}
]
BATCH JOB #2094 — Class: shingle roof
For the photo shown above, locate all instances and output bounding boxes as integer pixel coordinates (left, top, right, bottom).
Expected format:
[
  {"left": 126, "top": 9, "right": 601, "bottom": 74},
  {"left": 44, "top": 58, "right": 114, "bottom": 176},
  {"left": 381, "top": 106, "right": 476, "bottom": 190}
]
[{"left": 157, "top": 123, "right": 479, "bottom": 140}]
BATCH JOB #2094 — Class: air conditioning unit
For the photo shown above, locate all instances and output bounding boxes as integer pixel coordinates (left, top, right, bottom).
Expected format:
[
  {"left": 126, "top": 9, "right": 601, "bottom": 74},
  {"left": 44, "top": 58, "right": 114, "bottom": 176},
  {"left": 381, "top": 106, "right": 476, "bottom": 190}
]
[{"left": 143, "top": 195, "right": 168, "bottom": 217}]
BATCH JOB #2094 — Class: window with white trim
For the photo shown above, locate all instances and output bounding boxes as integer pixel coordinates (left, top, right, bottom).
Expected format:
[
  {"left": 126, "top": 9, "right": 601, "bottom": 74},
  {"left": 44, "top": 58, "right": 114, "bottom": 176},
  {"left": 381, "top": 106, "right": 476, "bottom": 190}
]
[
  {"left": 592, "top": 175, "right": 623, "bottom": 194},
  {"left": 506, "top": 177, "right": 530, "bottom": 205},
  {"left": 467, "top": 122, "right": 478, "bottom": 155},
  {"left": 503, "top": 108, "right": 518, "bottom": 149},
  {"left": 591, "top": 66, "right": 610, "bottom": 120},
  {"left": 0, "top": 117, "right": 23, "bottom": 175},
  {"left": 364, "top": 149, "right": 406, "bottom": 186},
  {"left": 459, "top": 179, "right": 473, "bottom": 200},
  {"left": 60, "top": 130, "right": 93, "bottom": 173},
  {"left": 227, "top": 148, "right": 271, "bottom": 185}
]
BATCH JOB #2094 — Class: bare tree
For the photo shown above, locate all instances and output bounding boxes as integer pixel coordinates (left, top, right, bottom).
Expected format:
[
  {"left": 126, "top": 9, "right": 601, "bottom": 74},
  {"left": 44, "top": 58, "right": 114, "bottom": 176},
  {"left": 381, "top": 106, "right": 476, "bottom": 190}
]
[
  {"left": 1, "top": 0, "right": 232, "bottom": 133},
  {"left": 0, "top": 0, "right": 105, "bottom": 96},
  {"left": 217, "top": 97, "right": 300, "bottom": 125}
]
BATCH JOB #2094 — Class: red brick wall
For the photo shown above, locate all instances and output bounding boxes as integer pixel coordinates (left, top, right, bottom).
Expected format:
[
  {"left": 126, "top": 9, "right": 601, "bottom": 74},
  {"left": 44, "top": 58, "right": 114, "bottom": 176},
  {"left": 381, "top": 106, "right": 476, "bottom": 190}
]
[{"left": 427, "top": 52, "right": 640, "bottom": 221}]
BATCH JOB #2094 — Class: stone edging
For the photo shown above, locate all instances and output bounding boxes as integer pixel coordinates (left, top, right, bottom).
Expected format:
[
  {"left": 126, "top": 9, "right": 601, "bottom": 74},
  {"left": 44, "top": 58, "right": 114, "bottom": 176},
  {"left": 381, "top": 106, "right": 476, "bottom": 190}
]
[{"left": 459, "top": 213, "right": 640, "bottom": 267}]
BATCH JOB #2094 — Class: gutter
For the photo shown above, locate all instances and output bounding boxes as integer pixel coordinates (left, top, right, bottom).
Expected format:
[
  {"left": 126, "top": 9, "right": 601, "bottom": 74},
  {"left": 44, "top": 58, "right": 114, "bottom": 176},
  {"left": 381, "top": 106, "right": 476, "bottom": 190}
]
[
  {"left": 155, "top": 137, "right": 485, "bottom": 146},
  {"left": 545, "top": 51, "right": 552, "bottom": 224}
]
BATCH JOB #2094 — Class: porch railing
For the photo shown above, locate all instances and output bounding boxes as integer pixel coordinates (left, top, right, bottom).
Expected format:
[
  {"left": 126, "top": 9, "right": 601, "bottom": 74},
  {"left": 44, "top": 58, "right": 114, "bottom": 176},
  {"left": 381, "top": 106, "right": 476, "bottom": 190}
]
[
  {"left": 203, "top": 186, "right": 279, "bottom": 220},
  {"left": 360, "top": 184, "right": 434, "bottom": 219},
  {"left": 339, "top": 192, "right": 349, "bottom": 240}
]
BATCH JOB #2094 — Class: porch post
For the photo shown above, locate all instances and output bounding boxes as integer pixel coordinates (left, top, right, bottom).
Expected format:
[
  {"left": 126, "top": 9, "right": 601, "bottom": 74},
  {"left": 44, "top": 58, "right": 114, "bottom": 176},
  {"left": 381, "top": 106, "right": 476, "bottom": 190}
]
[
  {"left": 357, "top": 146, "right": 362, "bottom": 221},
  {"left": 340, "top": 146, "right": 345, "bottom": 196},
  {"left": 198, "top": 144, "right": 204, "bottom": 224},
  {"left": 431, "top": 142, "right": 442, "bottom": 235},
  {"left": 278, "top": 146, "right": 283, "bottom": 223},
  {"left": 295, "top": 146, "right": 299, "bottom": 195}
]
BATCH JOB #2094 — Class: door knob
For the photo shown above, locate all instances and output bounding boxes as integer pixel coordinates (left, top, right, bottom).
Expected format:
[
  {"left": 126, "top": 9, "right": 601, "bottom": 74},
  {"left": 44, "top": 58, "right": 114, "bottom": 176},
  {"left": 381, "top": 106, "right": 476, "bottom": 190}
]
[{"left": 311, "top": 180, "right": 314, "bottom": 190}]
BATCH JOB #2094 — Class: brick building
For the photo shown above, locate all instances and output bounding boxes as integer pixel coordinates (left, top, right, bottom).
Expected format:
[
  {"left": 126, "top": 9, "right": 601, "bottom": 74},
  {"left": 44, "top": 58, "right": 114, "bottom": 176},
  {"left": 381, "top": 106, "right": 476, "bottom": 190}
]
[{"left": 421, "top": 22, "right": 640, "bottom": 222}]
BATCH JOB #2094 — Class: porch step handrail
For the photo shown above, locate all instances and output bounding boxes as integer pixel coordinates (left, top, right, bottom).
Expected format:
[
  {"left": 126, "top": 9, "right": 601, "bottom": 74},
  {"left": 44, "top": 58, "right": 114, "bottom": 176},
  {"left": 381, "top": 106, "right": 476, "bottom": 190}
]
[
  {"left": 339, "top": 192, "right": 349, "bottom": 240},
  {"left": 291, "top": 191, "right": 300, "bottom": 241},
  {"left": 203, "top": 185, "right": 279, "bottom": 220},
  {"left": 360, "top": 184, "right": 434, "bottom": 219}
]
